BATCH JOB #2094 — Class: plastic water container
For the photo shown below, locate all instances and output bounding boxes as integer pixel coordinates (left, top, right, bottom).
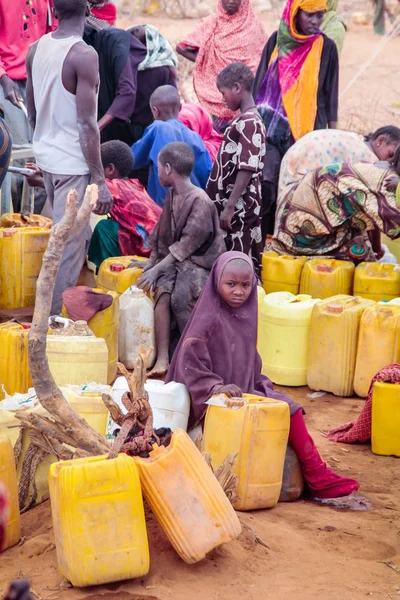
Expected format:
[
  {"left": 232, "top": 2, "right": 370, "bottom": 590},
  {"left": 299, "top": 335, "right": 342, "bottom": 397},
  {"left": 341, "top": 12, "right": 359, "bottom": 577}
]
[
  {"left": 307, "top": 295, "right": 375, "bottom": 396},
  {"left": 60, "top": 385, "right": 111, "bottom": 436},
  {"left": 0, "top": 436, "right": 21, "bottom": 551},
  {"left": 96, "top": 255, "right": 147, "bottom": 296},
  {"left": 62, "top": 289, "right": 119, "bottom": 384},
  {"left": 262, "top": 250, "right": 307, "bottom": 295},
  {"left": 118, "top": 286, "right": 155, "bottom": 370},
  {"left": 354, "top": 303, "right": 400, "bottom": 398},
  {"left": 279, "top": 444, "right": 304, "bottom": 502},
  {"left": 134, "top": 429, "right": 241, "bottom": 563},
  {"left": 0, "top": 226, "right": 50, "bottom": 309},
  {"left": 300, "top": 258, "right": 355, "bottom": 300},
  {"left": 372, "top": 382, "right": 400, "bottom": 457},
  {"left": 258, "top": 292, "right": 320, "bottom": 386},
  {"left": 49, "top": 453, "right": 149, "bottom": 586},
  {"left": 106, "top": 377, "right": 190, "bottom": 439},
  {"left": 46, "top": 329, "right": 109, "bottom": 386},
  {"left": 354, "top": 263, "right": 400, "bottom": 301},
  {"left": 0, "top": 213, "right": 52, "bottom": 229},
  {"left": 202, "top": 394, "right": 290, "bottom": 510},
  {"left": 0, "top": 322, "right": 32, "bottom": 400}
]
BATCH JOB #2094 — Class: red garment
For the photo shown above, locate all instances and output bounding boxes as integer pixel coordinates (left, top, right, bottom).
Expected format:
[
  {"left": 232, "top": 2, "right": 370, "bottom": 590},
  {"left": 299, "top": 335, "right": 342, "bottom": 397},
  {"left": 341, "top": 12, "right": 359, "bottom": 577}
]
[
  {"left": 108, "top": 178, "right": 162, "bottom": 257},
  {"left": 0, "top": 0, "right": 55, "bottom": 80},
  {"left": 326, "top": 364, "right": 400, "bottom": 444},
  {"left": 62, "top": 286, "right": 113, "bottom": 322},
  {"left": 290, "top": 410, "right": 359, "bottom": 499},
  {"left": 177, "top": 0, "right": 267, "bottom": 120},
  {"left": 90, "top": 2, "right": 117, "bottom": 26},
  {"left": 178, "top": 103, "right": 223, "bottom": 162},
  {"left": 0, "top": 481, "right": 7, "bottom": 553}
]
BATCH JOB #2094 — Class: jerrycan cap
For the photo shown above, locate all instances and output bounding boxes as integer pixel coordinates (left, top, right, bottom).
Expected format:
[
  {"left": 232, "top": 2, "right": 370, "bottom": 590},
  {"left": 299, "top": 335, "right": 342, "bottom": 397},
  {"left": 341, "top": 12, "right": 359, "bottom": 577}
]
[
  {"left": 110, "top": 263, "right": 125, "bottom": 272},
  {"left": 21, "top": 323, "right": 31, "bottom": 329},
  {"left": 224, "top": 396, "right": 245, "bottom": 408},
  {"left": 327, "top": 303, "right": 343, "bottom": 313},
  {"left": 316, "top": 264, "right": 333, "bottom": 273}
]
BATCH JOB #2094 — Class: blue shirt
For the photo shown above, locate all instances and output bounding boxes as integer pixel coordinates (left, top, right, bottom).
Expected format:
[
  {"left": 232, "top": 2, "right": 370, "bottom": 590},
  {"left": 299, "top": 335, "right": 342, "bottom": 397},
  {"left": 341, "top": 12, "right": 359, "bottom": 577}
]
[{"left": 131, "top": 119, "right": 212, "bottom": 206}]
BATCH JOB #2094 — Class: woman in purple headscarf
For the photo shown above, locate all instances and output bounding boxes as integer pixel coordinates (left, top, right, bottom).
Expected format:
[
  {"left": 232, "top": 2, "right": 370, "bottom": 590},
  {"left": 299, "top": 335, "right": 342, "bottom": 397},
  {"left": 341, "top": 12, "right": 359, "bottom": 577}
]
[{"left": 167, "top": 251, "right": 359, "bottom": 500}]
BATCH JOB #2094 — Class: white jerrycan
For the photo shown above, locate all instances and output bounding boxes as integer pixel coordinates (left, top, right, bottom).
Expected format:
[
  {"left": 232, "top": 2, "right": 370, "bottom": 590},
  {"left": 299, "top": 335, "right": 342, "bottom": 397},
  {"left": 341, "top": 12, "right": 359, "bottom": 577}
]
[{"left": 118, "top": 285, "right": 155, "bottom": 370}]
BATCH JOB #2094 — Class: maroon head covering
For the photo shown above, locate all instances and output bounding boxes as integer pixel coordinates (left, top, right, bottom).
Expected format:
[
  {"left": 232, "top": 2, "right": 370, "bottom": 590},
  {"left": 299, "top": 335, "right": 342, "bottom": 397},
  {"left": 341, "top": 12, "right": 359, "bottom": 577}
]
[{"left": 166, "top": 251, "right": 300, "bottom": 426}]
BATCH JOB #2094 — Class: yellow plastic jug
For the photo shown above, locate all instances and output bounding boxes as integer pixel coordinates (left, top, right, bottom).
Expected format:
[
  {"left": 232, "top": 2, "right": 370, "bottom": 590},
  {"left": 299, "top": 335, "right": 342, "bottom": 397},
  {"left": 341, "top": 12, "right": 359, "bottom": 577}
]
[
  {"left": 135, "top": 429, "right": 241, "bottom": 563},
  {"left": 46, "top": 334, "right": 108, "bottom": 386},
  {"left": 258, "top": 292, "right": 320, "bottom": 386},
  {"left": 262, "top": 250, "right": 307, "bottom": 295},
  {"left": 0, "top": 323, "right": 32, "bottom": 400},
  {"left": 62, "top": 289, "right": 120, "bottom": 384},
  {"left": 300, "top": 258, "right": 355, "bottom": 300},
  {"left": 372, "top": 382, "right": 400, "bottom": 457},
  {"left": 0, "top": 213, "right": 52, "bottom": 229},
  {"left": 96, "top": 255, "right": 147, "bottom": 296},
  {"left": 0, "top": 226, "right": 50, "bottom": 309},
  {"left": 49, "top": 453, "right": 149, "bottom": 587},
  {"left": 354, "top": 304, "right": 400, "bottom": 398},
  {"left": 0, "top": 436, "right": 21, "bottom": 551},
  {"left": 382, "top": 235, "right": 400, "bottom": 263},
  {"left": 354, "top": 263, "right": 400, "bottom": 302},
  {"left": 307, "top": 295, "right": 375, "bottom": 396},
  {"left": 60, "top": 385, "right": 110, "bottom": 436},
  {"left": 202, "top": 394, "right": 290, "bottom": 510}
]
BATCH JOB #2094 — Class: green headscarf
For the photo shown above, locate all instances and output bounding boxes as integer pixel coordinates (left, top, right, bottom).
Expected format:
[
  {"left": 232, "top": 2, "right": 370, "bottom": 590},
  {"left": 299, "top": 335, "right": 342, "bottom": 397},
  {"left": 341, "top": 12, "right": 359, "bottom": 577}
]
[{"left": 321, "top": 0, "right": 346, "bottom": 55}]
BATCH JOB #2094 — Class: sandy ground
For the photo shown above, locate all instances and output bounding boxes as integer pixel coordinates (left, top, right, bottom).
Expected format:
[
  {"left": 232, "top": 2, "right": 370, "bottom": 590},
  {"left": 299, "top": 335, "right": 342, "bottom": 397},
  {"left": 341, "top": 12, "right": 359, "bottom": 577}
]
[
  {"left": 2, "top": 9, "right": 400, "bottom": 600},
  {"left": 1, "top": 388, "right": 400, "bottom": 600}
]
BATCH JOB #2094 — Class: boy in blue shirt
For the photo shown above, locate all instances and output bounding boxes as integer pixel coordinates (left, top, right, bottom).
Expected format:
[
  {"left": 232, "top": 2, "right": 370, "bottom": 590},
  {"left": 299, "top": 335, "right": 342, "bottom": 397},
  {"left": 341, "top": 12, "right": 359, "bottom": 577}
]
[{"left": 131, "top": 85, "right": 212, "bottom": 206}]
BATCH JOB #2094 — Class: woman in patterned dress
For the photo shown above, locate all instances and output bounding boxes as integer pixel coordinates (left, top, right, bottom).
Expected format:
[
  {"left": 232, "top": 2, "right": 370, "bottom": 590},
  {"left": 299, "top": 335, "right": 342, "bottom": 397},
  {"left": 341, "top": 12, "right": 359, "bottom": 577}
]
[{"left": 206, "top": 63, "right": 265, "bottom": 273}]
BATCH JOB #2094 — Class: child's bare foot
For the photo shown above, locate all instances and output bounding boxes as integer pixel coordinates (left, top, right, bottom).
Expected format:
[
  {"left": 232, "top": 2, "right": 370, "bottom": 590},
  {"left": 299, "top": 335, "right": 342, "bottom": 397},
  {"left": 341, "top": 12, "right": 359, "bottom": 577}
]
[{"left": 147, "top": 359, "right": 169, "bottom": 378}]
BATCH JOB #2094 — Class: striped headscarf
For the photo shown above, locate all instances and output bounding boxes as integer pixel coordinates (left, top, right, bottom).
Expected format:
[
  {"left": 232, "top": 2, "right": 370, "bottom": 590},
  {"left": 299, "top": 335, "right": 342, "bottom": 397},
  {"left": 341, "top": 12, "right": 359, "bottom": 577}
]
[
  {"left": 138, "top": 25, "right": 178, "bottom": 71},
  {"left": 256, "top": 0, "right": 327, "bottom": 148}
]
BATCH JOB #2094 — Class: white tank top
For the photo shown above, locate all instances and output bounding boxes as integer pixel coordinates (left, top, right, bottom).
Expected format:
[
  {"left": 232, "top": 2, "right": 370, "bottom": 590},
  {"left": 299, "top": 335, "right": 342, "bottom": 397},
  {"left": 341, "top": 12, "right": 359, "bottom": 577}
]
[{"left": 32, "top": 33, "right": 91, "bottom": 175}]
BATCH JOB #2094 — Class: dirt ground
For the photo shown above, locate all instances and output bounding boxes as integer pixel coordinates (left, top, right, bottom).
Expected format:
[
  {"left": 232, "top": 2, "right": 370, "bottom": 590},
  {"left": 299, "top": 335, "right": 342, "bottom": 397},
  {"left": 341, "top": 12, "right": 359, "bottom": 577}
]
[
  {"left": 2, "top": 9, "right": 400, "bottom": 600},
  {"left": 1, "top": 388, "right": 400, "bottom": 600}
]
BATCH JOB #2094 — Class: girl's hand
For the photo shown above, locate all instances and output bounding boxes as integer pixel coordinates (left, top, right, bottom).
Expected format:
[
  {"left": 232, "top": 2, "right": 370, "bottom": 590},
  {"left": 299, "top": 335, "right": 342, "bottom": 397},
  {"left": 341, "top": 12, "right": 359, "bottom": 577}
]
[
  {"left": 213, "top": 384, "right": 243, "bottom": 398},
  {"left": 137, "top": 266, "right": 159, "bottom": 293},
  {"left": 385, "top": 174, "right": 400, "bottom": 192},
  {"left": 220, "top": 205, "right": 235, "bottom": 231}
]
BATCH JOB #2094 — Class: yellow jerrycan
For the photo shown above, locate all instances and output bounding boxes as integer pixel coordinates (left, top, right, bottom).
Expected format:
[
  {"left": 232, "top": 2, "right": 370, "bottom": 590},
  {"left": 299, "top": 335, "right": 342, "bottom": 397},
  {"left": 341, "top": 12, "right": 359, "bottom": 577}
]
[
  {"left": 202, "top": 393, "right": 290, "bottom": 510},
  {"left": 46, "top": 322, "right": 108, "bottom": 386},
  {"left": 372, "top": 382, "right": 400, "bottom": 457},
  {"left": 262, "top": 250, "right": 307, "bottom": 295},
  {"left": 49, "top": 453, "right": 149, "bottom": 587},
  {"left": 353, "top": 303, "right": 400, "bottom": 398},
  {"left": 0, "top": 436, "right": 21, "bottom": 551},
  {"left": 0, "top": 322, "right": 32, "bottom": 400},
  {"left": 96, "top": 255, "right": 147, "bottom": 296},
  {"left": 307, "top": 295, "right": 375, "bottom": 397},
  {"left": 134, "top": 429, "right": 241, "bottom": 563},
  {"left": 0, "top": 226, "right": 50, "bottom": 309},
  {"left": 60, "top": 385, "right": 111, "bottom": 436},
  {"left": 62, "top": 289, "right": 120, "bottom": 384},
  {"left": 354, "top": 263, "right": 400, "bottom": 302},
  {"left": 300, "top": 258, "right": 355, "bottom": 300},
  {"left": 258, "top": 292, "right": 320, "bottom": 386}
]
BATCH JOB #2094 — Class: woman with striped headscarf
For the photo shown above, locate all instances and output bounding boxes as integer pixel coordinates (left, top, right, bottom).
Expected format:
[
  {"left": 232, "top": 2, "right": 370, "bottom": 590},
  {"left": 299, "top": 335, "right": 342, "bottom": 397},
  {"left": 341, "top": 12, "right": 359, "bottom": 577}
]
[{"left": 253, "top": 0, "right": 339, "bottom": 238}]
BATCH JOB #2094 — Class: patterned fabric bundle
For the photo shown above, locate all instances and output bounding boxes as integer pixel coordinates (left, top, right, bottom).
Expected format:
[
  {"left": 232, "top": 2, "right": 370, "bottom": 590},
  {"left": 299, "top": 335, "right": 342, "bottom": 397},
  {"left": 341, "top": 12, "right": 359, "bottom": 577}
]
[
  {"left": 326, "top": 364, "right": 400, "bottom": 443},
  {"left": 272, "top": 162, "right": 400, "bottom": 261},
  {"left": 178, "top": 0, "right": 267, "bottom": 121},
  {"left": 138, "top": 24, "right": 178, "bottom": 71},
  {"left": 256, "top": 0, "right": 327, "bottom": 144}
]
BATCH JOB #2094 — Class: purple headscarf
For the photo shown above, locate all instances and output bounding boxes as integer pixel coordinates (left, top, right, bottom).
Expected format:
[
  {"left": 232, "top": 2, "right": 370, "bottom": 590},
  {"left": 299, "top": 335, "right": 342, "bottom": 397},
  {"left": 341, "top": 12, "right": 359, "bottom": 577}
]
[{"left": 166, "top": 251, "right": 300, "bottom": 426}]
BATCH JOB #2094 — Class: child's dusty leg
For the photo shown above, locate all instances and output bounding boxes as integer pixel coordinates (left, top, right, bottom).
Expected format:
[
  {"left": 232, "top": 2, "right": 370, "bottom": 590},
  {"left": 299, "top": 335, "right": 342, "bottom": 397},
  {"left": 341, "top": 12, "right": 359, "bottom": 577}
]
[{"left": 148, "top": 292, "right": 171, "bottom": 377}]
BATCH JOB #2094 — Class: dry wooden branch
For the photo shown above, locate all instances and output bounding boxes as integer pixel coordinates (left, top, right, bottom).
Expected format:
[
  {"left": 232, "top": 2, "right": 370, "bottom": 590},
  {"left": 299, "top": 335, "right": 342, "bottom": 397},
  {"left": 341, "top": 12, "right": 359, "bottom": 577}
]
[{"left": 16, "top": 185, "right": 110, "bottom": 457}]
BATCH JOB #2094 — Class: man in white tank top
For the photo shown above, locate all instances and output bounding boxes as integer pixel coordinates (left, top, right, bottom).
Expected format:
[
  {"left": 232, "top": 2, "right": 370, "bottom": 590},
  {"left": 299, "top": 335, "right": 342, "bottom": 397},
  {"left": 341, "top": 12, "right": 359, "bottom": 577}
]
[{"left": 25, "top": 0, "right": 113, "bottom": 314}]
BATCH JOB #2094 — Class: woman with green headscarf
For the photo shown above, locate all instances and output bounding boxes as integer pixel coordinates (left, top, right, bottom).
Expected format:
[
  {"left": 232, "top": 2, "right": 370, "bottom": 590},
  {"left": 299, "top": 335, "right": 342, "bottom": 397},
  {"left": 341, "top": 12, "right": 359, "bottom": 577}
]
[{"left": 321, "top": 0, "right": 346, "bottom": 54}]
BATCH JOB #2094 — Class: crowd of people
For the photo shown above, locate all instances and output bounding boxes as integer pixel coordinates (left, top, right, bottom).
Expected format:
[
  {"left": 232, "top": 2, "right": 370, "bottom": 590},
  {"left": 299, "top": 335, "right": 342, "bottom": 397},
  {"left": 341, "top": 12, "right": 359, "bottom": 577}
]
[{"left": 1, "top": 0, "right": 400, "bottom": 508}]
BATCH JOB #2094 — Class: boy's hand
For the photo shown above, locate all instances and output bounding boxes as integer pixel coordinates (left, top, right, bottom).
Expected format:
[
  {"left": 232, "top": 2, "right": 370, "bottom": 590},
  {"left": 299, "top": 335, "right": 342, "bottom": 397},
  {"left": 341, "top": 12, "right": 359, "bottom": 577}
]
[
  {"left": 128, "top": 259, "right": 148, "bottom": 270},
  {"left": 137, "top": 266, "right": 159, "bottom": 293},
  {"left": 93, "top": 181, "right": 113, "bottom": 216},
  {"left": 385, "top": 174, "right": 400, "bottom": 192},
  {"left": 24, "top": 162, "right": 44, "bottom": 188},
  {"left": 213, "top": 384, "right": 242, "bottom": 398},
  {"left": 220, "top": 205, "right": 235, "bottom": 231}
]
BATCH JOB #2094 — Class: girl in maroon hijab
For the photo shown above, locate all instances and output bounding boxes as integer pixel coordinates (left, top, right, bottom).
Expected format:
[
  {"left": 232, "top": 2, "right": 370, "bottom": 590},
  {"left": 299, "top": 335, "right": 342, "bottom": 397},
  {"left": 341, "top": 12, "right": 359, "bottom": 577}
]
[{"left": 167, "top": 251, "right": 359, "bottom": 500}]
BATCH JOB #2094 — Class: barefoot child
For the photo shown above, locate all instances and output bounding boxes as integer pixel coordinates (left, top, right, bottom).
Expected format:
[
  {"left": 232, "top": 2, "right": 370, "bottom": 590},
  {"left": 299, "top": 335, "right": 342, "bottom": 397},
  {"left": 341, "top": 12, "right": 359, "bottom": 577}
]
[
  {"left": 131, "top": 142, "right": 225, "bottom": 376},
  {"left": 131, "top": 85, "right": 212, "bottom": 206},
  {"left": 206, "top": 62, "right": 265, "bottom": 273},
  {"left": 167, "top": 252, "right": 359, "bottom": 500}
]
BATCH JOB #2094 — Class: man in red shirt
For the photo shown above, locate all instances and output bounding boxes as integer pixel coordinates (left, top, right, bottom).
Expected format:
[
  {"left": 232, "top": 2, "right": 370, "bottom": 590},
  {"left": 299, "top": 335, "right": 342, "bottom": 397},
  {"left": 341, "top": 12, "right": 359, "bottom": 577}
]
[{"left": 0, "top": 0, "right": 55, "bottom": 208}]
